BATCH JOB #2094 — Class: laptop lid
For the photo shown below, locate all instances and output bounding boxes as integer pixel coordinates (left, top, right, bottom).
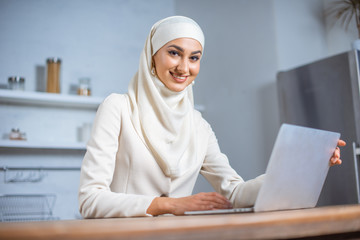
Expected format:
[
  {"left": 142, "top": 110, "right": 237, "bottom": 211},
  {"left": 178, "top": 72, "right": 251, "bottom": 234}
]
[{"left": 254, "top": 124, "right": 340, "bottom": 212}]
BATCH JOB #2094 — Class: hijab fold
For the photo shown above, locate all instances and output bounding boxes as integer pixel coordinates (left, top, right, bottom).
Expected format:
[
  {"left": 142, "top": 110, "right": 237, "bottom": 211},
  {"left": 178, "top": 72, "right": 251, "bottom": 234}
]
[{"left": 127, "top": 16, "right": 205, "bottom": 178}]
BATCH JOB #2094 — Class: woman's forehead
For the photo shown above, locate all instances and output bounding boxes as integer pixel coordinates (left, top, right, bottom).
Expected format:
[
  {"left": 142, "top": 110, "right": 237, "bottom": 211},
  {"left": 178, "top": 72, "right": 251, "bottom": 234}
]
[{"left": 163, "top": 38, "right": 202, "bottom": 52}]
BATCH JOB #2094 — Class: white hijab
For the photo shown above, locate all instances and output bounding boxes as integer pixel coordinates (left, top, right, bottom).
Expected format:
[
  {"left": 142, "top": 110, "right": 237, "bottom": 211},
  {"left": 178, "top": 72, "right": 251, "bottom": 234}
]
[{"left": 127, "top": 16, "right": 205, "bottom": 178}]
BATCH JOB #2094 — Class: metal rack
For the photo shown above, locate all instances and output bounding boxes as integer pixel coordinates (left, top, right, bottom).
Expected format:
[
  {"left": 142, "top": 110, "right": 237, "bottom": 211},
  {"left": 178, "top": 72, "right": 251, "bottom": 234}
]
[
  {"left": 1, "top": 166, "right": 80, "bottom": 183},
  {"left": 0, "top": 194, "right": 57, "bottom": 222}
]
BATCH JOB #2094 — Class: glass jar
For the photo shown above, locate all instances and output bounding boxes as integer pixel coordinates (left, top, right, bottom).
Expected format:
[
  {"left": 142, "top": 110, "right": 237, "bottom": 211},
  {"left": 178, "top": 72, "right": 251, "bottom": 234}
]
[
  {"left": 77, "top": 77, "right": 91, "bottom": 96},
  {"left": 9, "top": 128, "right": 26, "bottom": 140},
  {"left": 8, "top": 76, "right": 25, "bottom": 90},
  {"left": 46, "top": 58, "right": 61, "bottom": 93}
]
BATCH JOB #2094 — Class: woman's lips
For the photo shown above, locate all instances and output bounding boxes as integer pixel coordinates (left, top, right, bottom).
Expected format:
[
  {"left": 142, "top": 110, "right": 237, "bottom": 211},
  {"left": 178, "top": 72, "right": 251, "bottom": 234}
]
[{"left": 171, "top": 72, "right": 188, "bottom": 83}]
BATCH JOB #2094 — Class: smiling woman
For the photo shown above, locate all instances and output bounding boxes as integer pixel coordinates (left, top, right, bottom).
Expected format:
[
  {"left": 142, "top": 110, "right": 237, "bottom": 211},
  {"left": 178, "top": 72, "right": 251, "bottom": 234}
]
[
  {"left": 152, "top": 38, "right": 202, "bottom": 92},
  {"left": 78, "top": 16, "right": 345, "bottom": 219}
]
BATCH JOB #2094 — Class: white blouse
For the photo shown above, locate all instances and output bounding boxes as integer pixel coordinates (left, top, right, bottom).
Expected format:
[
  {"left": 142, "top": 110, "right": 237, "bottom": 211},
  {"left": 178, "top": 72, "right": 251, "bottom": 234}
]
[{"left": 78, "top": 94, "right": 264, "bottom": 218}]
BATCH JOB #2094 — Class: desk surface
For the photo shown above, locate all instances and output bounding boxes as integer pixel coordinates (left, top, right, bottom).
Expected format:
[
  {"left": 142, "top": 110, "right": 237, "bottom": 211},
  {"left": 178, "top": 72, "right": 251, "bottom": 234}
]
[{"left": 1, "top": 204, "right": 360, "bottom": 240}]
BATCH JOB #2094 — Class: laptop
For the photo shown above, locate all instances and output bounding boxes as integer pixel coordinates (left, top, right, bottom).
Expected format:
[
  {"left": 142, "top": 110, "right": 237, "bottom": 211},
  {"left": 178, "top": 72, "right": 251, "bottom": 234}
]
[{"left": 185, "top": 124, "right": 340, "bottom": 215}]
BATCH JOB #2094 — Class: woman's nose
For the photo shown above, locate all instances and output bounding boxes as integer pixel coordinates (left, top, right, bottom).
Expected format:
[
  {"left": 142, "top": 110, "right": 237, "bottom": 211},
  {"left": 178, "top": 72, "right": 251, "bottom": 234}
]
[{"left": 176, "top": 59, "right": 189, "bottom": 74}]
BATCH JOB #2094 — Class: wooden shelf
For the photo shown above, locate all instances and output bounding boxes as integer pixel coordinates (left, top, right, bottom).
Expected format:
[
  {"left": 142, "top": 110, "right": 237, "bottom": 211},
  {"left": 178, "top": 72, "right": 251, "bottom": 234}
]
[
  {"left": 0, "top": 140, "right": 86, "bottom": 150},
  {"left": 0, "top": 89, "right": 103, "bottom": 109}
]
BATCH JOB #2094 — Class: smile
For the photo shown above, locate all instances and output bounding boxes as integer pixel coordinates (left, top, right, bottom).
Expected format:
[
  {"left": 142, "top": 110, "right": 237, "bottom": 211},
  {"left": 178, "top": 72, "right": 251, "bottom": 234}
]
[{"left": 170, "top": 73, "right": 188, "bottom": 83}]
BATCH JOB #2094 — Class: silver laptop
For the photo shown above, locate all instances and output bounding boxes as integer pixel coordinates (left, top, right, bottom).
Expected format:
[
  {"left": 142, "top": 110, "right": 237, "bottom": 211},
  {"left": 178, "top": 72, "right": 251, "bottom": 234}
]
[{"left": 185, "top": 124, "right": 340, "bottom": 215}]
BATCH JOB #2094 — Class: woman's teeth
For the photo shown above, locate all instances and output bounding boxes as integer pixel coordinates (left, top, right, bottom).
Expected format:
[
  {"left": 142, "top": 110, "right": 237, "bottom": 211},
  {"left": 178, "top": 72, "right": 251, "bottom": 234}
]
[{"left": 172, "top": 73, "right": 186, "bottom": 80}]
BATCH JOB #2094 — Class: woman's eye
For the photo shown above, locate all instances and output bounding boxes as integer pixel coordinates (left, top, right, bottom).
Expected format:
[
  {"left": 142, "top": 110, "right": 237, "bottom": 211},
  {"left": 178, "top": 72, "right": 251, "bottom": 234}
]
[
  {"left": 168, "top": 50, "right": 179, "bottom": 56},
  {"left": 190, "top": 56, "right": 200, "bottom": 61}
]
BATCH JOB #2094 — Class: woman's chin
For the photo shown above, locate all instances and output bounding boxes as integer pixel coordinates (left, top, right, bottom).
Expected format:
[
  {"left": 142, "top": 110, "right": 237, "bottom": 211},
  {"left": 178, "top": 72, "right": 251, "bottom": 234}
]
[{"left": 166, "top": 83, "right": 189, "bottom": 92}]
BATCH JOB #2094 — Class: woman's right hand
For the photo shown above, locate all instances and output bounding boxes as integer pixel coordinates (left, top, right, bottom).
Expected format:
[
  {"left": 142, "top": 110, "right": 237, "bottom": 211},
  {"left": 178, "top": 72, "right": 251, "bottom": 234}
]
[{"left": 147, "top": 192, "right": 232, "bottom": 216}]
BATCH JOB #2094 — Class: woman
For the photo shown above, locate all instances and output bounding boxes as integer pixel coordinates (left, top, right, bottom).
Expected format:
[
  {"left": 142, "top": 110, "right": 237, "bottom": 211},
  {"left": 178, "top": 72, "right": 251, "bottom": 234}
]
[{"left": 78, "top": 16, "right": 345, "bottom": 218}]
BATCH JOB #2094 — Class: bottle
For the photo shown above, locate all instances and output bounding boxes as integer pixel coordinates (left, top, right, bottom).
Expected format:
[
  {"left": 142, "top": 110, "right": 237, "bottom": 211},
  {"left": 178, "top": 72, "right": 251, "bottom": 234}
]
[
  {"left": 8, "top": 76, "right": 25, "bottom": 91},
  {"left": 77, "top": 77, "right": 91, "bottom": 96},
  {"left": 46, "top": 58, "right": 61, "bottom": 93}
]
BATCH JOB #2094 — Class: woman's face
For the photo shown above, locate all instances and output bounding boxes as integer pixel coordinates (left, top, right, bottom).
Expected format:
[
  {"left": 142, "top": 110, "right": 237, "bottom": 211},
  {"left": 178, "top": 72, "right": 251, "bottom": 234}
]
[{"left": 153, "top": 38, "right": 202, "bottom": 92}]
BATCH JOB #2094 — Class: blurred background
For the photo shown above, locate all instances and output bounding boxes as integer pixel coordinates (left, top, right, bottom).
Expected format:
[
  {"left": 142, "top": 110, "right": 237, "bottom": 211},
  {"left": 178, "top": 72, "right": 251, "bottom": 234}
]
[{"left": 0, "top": 0, "right": 357, "bottom": 220}]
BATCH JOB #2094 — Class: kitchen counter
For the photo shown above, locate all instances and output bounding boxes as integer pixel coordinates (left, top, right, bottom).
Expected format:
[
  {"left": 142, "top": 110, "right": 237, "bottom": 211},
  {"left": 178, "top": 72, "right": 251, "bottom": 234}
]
[{"left": 0, "top": 204, "right": 360, "bottom": 240}]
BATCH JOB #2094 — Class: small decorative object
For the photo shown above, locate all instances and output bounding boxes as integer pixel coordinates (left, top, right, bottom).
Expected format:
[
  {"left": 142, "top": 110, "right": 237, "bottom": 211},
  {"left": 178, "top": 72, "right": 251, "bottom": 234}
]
[
  {"left": 46, "top": 58, "right": 61, "bottom": 93},
  {"left": 9, "top": 128, "right": 27, "bottom": 141},
  {"left": 78, "top": 123, "right": 92, "bottom": 143},
  {"left": 8, "top": 76, "right": 25, "bottom": 91},
  {"left": 77, "top": 77, "right": 91, "bottom": 96},
  {"left": 326, "top": 0, "right": 360, "bottom": 38}
]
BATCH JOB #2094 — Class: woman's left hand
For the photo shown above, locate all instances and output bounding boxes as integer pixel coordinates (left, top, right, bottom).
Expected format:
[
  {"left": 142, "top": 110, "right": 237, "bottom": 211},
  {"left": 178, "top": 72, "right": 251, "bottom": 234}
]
[{"left": 330, "top": 140, "right": 346, "bottom": 167}]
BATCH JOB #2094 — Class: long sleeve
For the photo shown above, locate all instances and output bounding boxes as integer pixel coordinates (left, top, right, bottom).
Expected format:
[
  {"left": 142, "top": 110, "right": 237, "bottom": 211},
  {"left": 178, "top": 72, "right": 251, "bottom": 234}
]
[
  {"left": 78, "top": 94, "right": 155, "bottom": 218},
  {"left": 200, "top": 122, "right": 265, "bottom": 208}
]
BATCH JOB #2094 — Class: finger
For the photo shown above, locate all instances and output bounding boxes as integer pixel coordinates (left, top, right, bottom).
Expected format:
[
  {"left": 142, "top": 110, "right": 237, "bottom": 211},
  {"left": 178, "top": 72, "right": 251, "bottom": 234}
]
[
  {"left": 210, "top": 193, "right": 232, "bottom": 206},
  {"left": 330, "top": 160, "right": 335, "bottom": 167},
  {"left": 193, "top": 197, "right": 227, "bottom": 210},
  {"left": 330, "top": 157, "right": 342, "bottom": 166},
  {"left": 334, "top": 147, "right": 340, "bottom": 158},
  {"left": 200, "top": 193, "right": 232, "bottom": 208},
  {"left": 201, "top": 196, "right": 230, "bottom": 207},
  {"left": 338, "top": 140, "right": 346, "bottom": 147},
  {"left": 200, "top": 192, "right": 228, "bottom": 203},
  {"left": 206, "top": 201, "right": 232, "bottom": 209}
]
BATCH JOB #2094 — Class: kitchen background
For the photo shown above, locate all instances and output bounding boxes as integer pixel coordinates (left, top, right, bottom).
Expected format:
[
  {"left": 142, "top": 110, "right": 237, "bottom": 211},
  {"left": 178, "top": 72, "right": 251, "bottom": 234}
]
[{"left": 0, "top": 0, "right": 357, "bottom": 220}]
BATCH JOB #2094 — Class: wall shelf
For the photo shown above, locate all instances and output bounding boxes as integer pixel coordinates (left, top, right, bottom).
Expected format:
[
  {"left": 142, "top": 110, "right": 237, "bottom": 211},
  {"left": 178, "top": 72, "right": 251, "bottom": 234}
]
[
  {"left": 0, "top": 89, "right": 103, "bottom": 109},
  {"left": 0, "top": 89, "right": 205, "bottom": 112},
  {"left": 0, "top": 140, "right": 86, "bottom": 150},
  {"left": 0, "top": 89, "right": 205, "bottom": 151}
]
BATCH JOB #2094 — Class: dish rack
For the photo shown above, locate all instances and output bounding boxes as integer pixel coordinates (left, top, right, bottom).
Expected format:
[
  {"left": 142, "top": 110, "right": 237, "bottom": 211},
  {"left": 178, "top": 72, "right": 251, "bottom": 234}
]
[{"left": 0, "top": 194, "right": 57, "bottom": 222}]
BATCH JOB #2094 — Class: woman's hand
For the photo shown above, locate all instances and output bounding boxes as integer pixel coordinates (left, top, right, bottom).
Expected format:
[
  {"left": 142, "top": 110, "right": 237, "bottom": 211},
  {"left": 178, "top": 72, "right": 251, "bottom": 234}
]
[
  {"left": 147, "top": 192, "right": 232, "bottom": 216},
  {"left": 330, "top": 139, "right": 346, "bottom": 167}
]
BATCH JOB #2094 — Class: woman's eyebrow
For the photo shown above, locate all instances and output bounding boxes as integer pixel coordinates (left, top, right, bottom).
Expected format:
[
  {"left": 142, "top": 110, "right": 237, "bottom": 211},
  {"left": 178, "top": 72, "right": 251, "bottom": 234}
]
[
  {"left": 167, "top": 45, "right": 184, "bottom": 52},
  {"left": 167, "top": 45, "right": 202, "bottom": 55},
  {"left": 191, "top": 50, "right": 202, "bottom": 55}
]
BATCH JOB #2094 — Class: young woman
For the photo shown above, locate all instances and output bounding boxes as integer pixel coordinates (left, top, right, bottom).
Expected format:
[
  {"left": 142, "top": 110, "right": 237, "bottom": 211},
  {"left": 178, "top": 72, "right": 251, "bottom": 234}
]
[{"left": 78, "top": 16, "right": 345, "bottom": 218}]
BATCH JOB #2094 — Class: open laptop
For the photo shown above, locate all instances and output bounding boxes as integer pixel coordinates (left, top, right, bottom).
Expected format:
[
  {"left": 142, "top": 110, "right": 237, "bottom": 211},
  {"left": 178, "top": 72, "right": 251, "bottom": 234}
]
[{"left": 185, "top": 124, "right": 340, "bottom": 215}]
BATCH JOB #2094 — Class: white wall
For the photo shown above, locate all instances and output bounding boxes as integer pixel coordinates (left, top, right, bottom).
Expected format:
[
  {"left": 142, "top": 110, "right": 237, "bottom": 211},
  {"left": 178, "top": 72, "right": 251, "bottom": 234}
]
[
  {"left": 274, "top": 0, "right": 358, "bottom": 71},
  {"left": 0, "top": 0, "right": 174, "bottom": 96},
  {"left": 274, "top": 0, "right": 328, "bottom": 71}
]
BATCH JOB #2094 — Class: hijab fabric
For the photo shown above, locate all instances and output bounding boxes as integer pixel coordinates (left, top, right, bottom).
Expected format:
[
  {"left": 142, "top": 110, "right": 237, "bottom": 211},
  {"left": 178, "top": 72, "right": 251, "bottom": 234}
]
[{"left": 127, "top": 16, "right": 205, "bottom": 178}]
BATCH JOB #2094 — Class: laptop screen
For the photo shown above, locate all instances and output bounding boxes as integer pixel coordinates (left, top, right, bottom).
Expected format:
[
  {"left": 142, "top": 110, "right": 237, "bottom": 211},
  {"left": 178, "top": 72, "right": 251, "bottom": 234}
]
[{"left": 254, "top": 124, "right": 340, "bottom": 212}]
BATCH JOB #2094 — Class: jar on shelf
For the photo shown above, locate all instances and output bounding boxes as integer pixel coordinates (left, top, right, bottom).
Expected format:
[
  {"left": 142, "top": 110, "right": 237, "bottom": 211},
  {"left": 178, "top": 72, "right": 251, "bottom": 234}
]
[
  {"left": 46, "top": 58, "right": 61, "bottom": 93},
  {"left": 8, "top": 76, "right": 25, "bottom": 91},
  {"left": 9, "top": 128, "right": 26, "bottom": 141},
  {"left": 77, "top": 77, "right": 91, "bottom": 96}
]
